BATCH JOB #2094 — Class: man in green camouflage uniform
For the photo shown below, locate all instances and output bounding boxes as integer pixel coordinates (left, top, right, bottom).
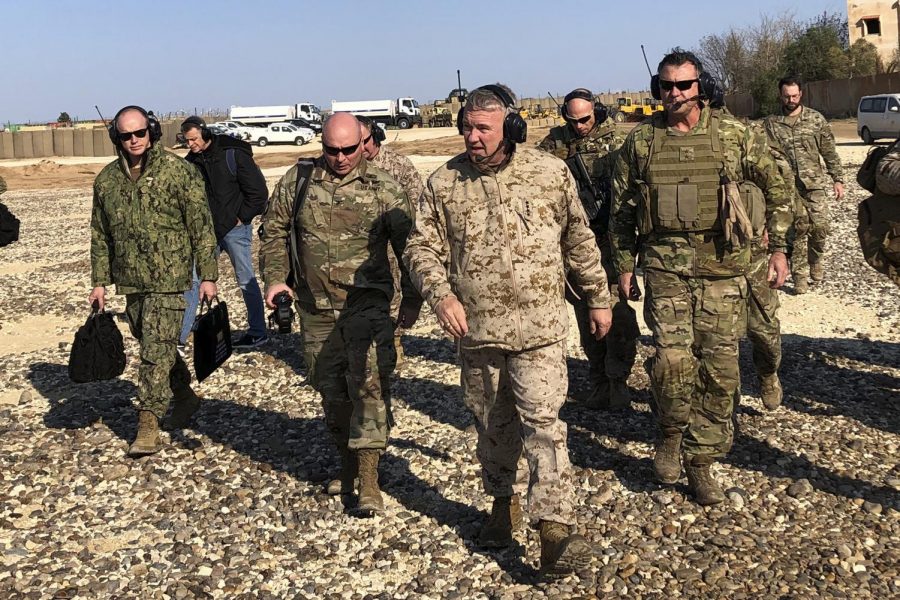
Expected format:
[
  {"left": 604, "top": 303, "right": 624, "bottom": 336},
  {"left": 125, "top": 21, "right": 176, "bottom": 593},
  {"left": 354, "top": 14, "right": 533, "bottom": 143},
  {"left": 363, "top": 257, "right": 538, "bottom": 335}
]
[
  {"left": 858, "top": 142, "right": 900, "bottom": 287},
  {"left": 359, "top": 116, "right": 426, "bottom": 370},
  {"left": 611, "top": 52, "right": 792, "bottom": 505},
  {"left": 89, "top": 106, "right": 218, "bottom": 457},
  {"left": 405, "top": 85, "right": 612, "bottom": 577},
  {"left": 537, "top": 88, "right": 639, "bottom": 410},
  {"left": 260, "top": 113, "right": 421, "bottom": 516},
  {"left": 763, "top": 76, "right": 844, "bottom": 293}
]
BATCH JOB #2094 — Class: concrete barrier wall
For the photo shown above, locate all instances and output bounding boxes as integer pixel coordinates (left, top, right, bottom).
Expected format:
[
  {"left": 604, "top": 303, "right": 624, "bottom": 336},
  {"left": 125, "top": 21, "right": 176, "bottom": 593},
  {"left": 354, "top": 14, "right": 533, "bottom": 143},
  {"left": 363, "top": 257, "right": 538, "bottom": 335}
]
[
  {"left": 805, "top": 72, "right": 900, "bottom": 117},
  {"left": 74, "top": 129, "right": 94, "bottom": 156},
  {"left": 32, "top": 130, "right": 53, "bottom": 157},
  {"left": 0, "top": 132, "right": 13, "bottom": 159},
  {"left": 13, "top": 131, "right": 33, "bottom": 158},
  {"left": 53, "top": 128, "right": 75, "bottom": 156},
  {"left": 93, "top": 128, "right": 115, "bottom": 157}
]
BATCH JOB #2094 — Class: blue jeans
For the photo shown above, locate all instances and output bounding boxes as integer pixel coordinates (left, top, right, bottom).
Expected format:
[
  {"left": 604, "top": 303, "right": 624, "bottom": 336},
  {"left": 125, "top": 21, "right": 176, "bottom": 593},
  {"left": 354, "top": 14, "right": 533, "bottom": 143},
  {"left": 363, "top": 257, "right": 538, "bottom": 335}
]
[{"left": 180, "top": 222, "right": 266, "bottom": 344}]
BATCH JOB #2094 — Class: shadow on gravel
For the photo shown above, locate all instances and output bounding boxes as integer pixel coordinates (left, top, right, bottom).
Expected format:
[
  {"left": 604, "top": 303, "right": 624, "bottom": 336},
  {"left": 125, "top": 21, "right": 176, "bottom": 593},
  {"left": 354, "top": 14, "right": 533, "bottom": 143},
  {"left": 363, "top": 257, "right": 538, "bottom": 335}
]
[
  {"left": 401, "top": 333, "right": 458, "bottom": 365},
  {"left": 393, "top": 375, "right": 471, "bottom": 431},
  {"left": 780, "top": 335, "right": 899, "bottom": 435}
]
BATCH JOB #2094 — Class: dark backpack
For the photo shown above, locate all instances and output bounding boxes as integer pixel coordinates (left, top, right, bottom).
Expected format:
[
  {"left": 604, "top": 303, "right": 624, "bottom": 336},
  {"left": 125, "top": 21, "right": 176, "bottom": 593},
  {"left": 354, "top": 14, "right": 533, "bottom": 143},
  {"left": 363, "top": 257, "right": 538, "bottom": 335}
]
[
  {"left": 68, "top": 304, "right": 127, "bottom": 383},
  {"left": 857, "top": 139, "right": 900, "bottom": 193},
  {"left": 0, "top": 202, "right": 19, "bottom": 247}
]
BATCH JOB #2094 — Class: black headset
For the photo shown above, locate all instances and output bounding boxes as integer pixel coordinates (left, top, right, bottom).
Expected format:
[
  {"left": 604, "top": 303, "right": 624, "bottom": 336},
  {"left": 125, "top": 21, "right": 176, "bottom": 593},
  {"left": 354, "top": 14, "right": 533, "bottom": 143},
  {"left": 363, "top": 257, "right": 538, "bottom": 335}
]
[
  {"left": 457, "top": 84, "right": 527, "bottom": 144},
  {"left": 650, "top": 52, "right": 725, "bottom": 108},
  {"left": 181, "top": 116, "right": 212, "bottom": 142},
  {"left": 560, "top": 88, "right": 609, "bottom": 126},
  {"left": 357, "top": 115, "right": 386, "bottom": 145},
  {"left": 108, "top": 105, "right": 162, "bottom": 146}
]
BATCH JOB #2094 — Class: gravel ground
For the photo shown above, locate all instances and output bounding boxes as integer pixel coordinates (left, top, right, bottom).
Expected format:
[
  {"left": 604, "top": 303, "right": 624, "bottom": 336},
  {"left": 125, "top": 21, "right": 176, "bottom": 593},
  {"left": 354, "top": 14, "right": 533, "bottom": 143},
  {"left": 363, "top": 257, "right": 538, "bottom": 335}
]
[{"left": 0, "top": 155, "right": 897, "bottom": 599}]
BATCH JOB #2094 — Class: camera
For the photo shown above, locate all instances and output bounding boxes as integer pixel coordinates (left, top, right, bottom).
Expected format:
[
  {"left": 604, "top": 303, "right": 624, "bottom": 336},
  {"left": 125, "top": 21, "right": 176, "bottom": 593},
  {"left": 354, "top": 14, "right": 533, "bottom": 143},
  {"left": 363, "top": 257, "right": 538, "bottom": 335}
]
[{"left": 269, "top": 292, "right": 294, "bottom": 334}]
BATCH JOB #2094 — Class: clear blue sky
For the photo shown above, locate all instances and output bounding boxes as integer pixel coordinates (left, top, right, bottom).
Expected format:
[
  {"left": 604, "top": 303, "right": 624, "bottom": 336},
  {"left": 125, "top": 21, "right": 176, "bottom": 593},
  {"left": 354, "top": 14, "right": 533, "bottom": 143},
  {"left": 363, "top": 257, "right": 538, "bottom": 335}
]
[{"left": 0, "top": 0, "right": 845, "bottom": 123}]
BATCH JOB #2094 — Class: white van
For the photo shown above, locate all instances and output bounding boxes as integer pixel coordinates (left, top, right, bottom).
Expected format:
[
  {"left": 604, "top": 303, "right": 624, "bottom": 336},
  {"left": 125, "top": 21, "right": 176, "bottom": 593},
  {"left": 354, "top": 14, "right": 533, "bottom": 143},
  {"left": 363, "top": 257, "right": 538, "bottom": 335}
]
[{"left": 857, "top": 94, "right": 900, "bottom": 144}]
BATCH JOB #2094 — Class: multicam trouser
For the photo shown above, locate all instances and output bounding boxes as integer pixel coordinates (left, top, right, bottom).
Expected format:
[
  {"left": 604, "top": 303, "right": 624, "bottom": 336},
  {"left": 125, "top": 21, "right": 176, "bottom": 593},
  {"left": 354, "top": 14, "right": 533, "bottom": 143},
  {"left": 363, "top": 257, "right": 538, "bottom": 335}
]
[
  {"left": 742, "top": 244, "right": 781, "bottom": 377},
  {"left": 567, "top": 238, "right": 639, "bottom": 390},
  {"left": 792, "top": 189, "right": 826, "bottom": 277},
  {"left": 643, "top": 269, "right": 747, "bottom": 459},
  {"left": 125, "top": 293, "right": 192, "bottom": 418},
  {"left": 300, "top": 292, "right": 396, "bottom": 451},
  {"left": 460, "top": 341, "right": 576, "bottom": 526}
]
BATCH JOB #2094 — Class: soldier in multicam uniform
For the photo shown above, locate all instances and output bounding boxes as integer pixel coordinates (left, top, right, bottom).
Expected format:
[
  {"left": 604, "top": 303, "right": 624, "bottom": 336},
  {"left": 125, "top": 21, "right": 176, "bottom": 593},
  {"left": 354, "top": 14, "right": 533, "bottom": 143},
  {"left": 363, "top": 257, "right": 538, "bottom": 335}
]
[
  {"left": 259, "top": 113, "right": 421, "bottom": 516},
  {"left": 537, "top": 88, "right": 639, "bottom": 410},
  {"left": 358, "top": 116, "right": 426, "bottom": 370},
  {"left": 763, "top": 76, "right": 844, "bottom": 293},
  {"left": 89, "top": 105, "right": 219, "bottom": 457},
  {"left": 611, "top": 51, "right": 792, "bottom": 505},
  {"left": 404, "top": 84, "right": 612, "bottom": 577},
  {"left": 859, "top": 143, "right": 900, "bottom": 286}
]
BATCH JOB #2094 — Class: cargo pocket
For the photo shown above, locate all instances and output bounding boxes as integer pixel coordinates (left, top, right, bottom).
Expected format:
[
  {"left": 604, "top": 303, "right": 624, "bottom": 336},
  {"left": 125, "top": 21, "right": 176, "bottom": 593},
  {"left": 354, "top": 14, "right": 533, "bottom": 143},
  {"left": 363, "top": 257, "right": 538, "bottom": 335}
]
[
  {"left": 654, "top": 184, "right": 678, "bottom": 225},
  {"left": 676, "top": 184, "right": 699, "bottom": 224}
]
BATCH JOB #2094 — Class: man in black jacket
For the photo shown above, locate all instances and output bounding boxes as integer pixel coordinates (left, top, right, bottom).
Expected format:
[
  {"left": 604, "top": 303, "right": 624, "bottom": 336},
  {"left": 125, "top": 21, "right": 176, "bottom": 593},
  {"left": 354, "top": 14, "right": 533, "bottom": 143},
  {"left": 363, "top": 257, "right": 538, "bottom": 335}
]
[{"left": 179, "top": 116, "right": 269, "bottom": 349}]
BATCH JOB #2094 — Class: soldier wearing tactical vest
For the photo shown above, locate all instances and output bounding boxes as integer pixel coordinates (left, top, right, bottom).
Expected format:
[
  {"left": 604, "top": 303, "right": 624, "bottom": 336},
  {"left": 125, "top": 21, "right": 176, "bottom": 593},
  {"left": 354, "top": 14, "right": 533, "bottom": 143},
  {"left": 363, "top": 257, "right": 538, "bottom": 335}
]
[
  {"left": 611, "top": 50, "right": 792, "bottom": 505},
  {"left": 537, "top": 88, "right": 639, "bottom": 411}
]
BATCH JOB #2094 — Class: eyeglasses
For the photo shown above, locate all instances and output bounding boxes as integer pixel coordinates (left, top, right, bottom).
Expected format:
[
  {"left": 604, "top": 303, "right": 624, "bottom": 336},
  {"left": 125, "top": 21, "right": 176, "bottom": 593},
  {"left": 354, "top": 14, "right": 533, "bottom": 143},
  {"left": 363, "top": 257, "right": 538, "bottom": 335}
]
[
  {"left": 362, "top": 135, "right": 372, "bottom": 145},
  {"left": 322, "top": 141, "right": 361, "bottom": 156},
  {"left": 566, "top": 113, "right": 593, "bottom": 125},
  {"left": 658, "top": 79, "right": 699, "bottom": 92},
  {"left": 117, "top": 128, "right": 148, "bottom": 142}
]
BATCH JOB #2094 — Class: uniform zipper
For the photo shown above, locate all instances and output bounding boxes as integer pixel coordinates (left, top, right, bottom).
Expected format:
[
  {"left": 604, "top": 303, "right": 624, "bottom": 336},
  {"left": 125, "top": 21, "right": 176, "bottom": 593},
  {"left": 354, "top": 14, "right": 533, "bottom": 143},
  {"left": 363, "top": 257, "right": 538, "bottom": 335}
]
[{"left": 493, "top": 175, "right": 525, "bottom": 348}]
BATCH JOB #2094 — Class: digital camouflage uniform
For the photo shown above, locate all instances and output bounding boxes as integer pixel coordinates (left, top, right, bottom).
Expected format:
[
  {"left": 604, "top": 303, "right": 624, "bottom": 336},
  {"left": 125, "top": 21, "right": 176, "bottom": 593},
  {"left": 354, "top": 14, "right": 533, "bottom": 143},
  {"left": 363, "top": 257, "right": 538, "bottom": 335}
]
[
  {"left": 404, "top": 146, "right": 610, "bottom": 526},
  {"left": 538, "top": 117, "right": 639, "bottom": 402},
  {"left": 859, "top": 146, "right": 900, "bottom": 287},
  {"left": 91, "top": 143, "right": 218, "bottom": 418},
  {"left": 763, "top": 107, "right": 843, "bottom": 281},
  {"left": 611, "top": 106, "right": 792, "bottom": 460},
  {"left": 259, "top": 157, "right": 420, "bottom": 451}
]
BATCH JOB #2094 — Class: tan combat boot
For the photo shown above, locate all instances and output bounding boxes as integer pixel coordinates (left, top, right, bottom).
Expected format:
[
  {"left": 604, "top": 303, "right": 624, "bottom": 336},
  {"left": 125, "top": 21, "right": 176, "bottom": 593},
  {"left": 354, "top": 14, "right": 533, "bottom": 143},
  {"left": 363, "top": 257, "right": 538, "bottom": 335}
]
[
  {"left": 165, "top": 387, "right": 201, "bottom": 429},
  {"left": 326, "top": 448, "right": 358, "bottom": 496},
  {"left": 653, "top": 431, "right": 683, "bottom": 484},
  {"left": 684, "top": 455, "right": 725, "bottom": 506},
  {"left": 128, "top": 410, "right": 162, "bottom": 457},
  {"left": 760, "top": 373, "right": 783, "bottom": 410},
  {"left": 478, "top": 495, "right": 524, "bottom": 548},
  {"left": 810, "top": 261, "right": 824, "bottom": 283},
  {"left": 539, "top": 520, "right": 593, "bottom": 577},
  {"left": 793, "top": 275, "right": 809, "bottom": 295},
  {"left": 393, "top": 332, "right": 404, "bottom": 372},
  {"left": 355, "top": 449, "right": 384, "bottom": 515}
]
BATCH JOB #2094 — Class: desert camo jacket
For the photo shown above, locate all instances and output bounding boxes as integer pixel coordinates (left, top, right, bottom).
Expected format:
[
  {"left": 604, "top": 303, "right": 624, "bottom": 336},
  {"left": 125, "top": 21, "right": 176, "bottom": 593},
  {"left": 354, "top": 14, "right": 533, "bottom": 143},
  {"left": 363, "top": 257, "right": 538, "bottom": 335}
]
[
  {"left": 370, "top": 145, "right": 425, "bottom": 209},
  {"left": 403, "top": 146, "right": 610, "bottom": 352},
  {"left": 259, "top": 157, "right": 421, "bottom": 312},
  {"left": 90, "top": 143, "right": 218, "bottom": 294},
  {"left": 610, "top": 106, "right": 793, "bottom": 278},
  {"left": 763, "top": 106, "right": 844, "bottom": 193}
]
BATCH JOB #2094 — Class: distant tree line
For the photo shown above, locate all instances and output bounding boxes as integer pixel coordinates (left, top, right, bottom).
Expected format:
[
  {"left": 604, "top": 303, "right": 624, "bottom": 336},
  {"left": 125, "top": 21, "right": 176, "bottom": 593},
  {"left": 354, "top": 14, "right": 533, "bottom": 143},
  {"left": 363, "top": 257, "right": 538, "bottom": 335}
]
[{"left": 693, "top": 11, "right": 884, "bottom": 116}]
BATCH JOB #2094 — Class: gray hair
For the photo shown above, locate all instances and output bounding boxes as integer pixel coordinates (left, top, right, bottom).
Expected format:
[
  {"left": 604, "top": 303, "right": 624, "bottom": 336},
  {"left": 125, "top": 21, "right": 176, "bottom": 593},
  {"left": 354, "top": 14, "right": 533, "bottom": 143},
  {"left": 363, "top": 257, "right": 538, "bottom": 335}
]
[{"left": 464, "top": 83, "right": 517, "bottom": 117}]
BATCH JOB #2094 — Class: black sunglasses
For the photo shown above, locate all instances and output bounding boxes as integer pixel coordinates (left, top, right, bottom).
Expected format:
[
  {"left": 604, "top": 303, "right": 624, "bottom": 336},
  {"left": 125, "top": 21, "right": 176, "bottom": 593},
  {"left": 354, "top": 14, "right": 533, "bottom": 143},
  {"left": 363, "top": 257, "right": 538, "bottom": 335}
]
[
  {"left": 117, "top": 128, "right": 148, "bottom": 142},
  {"left": 322, "top": 141, "right": 361, "bottom": 156},
  {"left": 566, "top": 113, "right": 593, "bottom": 125},
  {"left": 363, "top": 135, "right": 372, "bottom": 145},
  {"left": 658, "top": 79, "right": 699, "bottom": 92}
]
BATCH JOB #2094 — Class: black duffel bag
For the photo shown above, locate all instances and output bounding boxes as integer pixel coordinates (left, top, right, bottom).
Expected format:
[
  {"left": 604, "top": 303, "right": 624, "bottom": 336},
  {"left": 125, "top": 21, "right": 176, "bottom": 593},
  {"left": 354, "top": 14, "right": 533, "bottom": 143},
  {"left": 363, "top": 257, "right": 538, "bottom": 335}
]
[
  {"left": 68, "top": 302, "right": 127, "bottom": 383},
  {"left": 193, "top": 298, "right": 232, "bottom": 382},
  {"left": 0, "top": 202, "right": 20, "bottom": 247}
]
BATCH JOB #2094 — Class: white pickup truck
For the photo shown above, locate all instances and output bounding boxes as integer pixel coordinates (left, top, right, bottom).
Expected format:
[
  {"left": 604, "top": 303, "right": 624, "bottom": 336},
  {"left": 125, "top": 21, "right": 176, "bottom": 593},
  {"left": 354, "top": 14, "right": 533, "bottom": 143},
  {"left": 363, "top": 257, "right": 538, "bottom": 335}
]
[{"left": 246, "top": 122, "right": 315, "bottom": 147}]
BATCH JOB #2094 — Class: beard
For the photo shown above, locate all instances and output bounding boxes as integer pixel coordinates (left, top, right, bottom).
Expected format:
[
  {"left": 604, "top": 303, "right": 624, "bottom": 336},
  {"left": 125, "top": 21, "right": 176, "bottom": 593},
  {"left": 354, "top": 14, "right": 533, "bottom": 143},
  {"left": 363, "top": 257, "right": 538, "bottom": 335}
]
[{"left": 783, "top": 101, "right": 800, "bottom": 112}]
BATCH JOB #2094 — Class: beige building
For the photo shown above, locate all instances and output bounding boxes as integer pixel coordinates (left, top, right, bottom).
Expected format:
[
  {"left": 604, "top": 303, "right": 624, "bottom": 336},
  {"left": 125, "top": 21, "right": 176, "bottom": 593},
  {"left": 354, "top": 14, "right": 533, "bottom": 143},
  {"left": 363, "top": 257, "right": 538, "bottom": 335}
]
[{"left": 848, "top": 1, "right": 900, "bottom": 65}]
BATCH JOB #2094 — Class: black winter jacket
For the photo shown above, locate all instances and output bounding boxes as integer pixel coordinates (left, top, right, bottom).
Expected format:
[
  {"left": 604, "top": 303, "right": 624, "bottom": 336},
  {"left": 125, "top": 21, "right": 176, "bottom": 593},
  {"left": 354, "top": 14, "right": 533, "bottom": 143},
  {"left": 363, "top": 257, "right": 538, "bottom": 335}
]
[{"left": 186, "top": 135, "right": 268, "bottom": 242}]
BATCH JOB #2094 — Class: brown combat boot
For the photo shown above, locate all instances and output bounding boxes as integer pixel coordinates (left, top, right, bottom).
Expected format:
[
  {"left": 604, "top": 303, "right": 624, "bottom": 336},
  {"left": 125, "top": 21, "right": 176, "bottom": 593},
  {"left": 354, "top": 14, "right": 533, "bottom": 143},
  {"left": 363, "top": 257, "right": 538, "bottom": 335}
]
[
  {"left": 810, "top": 261, "right": 824, "bottom": 283},
  {"left": 165, "top": 387, "right": 201, "bottom": 429},
  {"left": 760, "top": 373, "right": 783, "bottom": 410},
  {"left": 539, "top": 520, "right": 593, "bottom": 577},
  {"left": 478, "top": 495, "right": 524, "bottom": 548},
  {"left": 653, "top": 431, "right": 682, "bottom": 484},
  {"left": 128, "top": 410, "right": 162, "bottom": 457},
  {"left": 684, "top": 455, "right": 725, "bottom": 506},
  {"left": 326, "top": 448, "right": 358, "bottom": 496},
  {"left": 355, "top": 449, "right": 384, "bottom": 515}
]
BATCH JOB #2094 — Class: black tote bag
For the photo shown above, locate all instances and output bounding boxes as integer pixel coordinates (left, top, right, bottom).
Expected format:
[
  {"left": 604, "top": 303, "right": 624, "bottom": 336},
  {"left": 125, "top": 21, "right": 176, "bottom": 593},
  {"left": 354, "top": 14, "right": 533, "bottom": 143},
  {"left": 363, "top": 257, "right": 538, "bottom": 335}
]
[
  {"left": 68, "top": 302, "right": 127, "bottom": 383},
  {"left": 192, "top": 299, "right": 232, "bottom": 382}
]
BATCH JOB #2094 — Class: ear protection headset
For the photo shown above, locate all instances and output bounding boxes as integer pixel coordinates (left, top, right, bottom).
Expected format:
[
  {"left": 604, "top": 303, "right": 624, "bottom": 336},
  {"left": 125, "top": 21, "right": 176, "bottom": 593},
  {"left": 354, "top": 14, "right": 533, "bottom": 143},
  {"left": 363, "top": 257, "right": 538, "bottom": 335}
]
[
  {"left": 650, "top": 52, "right": 724, "bottom": 108},
  {"left": 108, "top": 105, "right": 162, "bottom": 146},
  {"left": 457, "top": 84, "right": 527, "bottom": 144},
  {"left": 357, "top": 115, "right": 386, "bottom": 145},
  {"left": 181, "top": 116, "right": 211, "bottom": 142},
  {"left": 561, "top": 88, "right": 609, "bottom": 125}
]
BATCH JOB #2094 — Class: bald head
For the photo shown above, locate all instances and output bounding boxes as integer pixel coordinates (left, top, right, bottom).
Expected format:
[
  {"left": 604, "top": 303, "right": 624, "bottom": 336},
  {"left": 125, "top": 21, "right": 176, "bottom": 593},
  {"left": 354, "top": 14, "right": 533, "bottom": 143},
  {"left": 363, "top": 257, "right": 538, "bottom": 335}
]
[
  {"left": 322, "top": 112, "right": 363, "bottom": 177},
  {"left": 114, "top": 107, "right": 152, "bottom": 162},
  {"left": 564, "top": 97, "right": 596, "bottom": 137}
]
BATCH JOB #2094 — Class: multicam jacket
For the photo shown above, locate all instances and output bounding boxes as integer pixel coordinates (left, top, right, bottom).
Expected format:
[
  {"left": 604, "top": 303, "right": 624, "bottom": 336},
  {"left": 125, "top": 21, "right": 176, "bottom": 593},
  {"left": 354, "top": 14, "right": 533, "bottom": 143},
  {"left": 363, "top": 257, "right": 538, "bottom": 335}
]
[
  {"left": 371, "top": 145, "right": 425, "bottom": 208},
  {"left": 537, "top": 116, "right": 625, "bottom": 183},
  {"left": 763, "top": 106, "right": 844, "bottom": 193},
  {"left": 403, "top": 146, "right": 610, "bottom": 352},
  {"left": 90, "top": 143, "right": 218, "bottom": 294},
  {"left": 259, "top": 157, "right": 421, "bottom": 312},
  {"left": 611, "top": 106, "right": 793, "bottom": 278}
]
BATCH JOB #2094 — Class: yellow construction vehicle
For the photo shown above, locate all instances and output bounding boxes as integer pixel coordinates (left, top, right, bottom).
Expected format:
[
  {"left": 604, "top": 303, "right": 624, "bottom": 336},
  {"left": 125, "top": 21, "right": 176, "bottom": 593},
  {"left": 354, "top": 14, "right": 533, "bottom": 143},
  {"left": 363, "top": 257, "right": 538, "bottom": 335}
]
[{"left": 613, "top": 97, "right": 664, "bottom": 122}]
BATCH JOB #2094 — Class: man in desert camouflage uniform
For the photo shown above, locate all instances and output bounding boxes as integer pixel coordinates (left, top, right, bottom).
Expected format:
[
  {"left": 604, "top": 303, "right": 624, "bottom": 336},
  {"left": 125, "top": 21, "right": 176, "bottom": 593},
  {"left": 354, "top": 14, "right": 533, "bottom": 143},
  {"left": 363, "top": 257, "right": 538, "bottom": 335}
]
[
  {"left": 259, "top": 113, "right": 421, "bottom": 516},
  {"left": 764, "top": 76, "right": 844, "bottom": 293},
  {"left": 611, "top": 51, "right": 792, "bottom": 505},
  {"left": 89, "top": 105, "right": 218, "bottom": 458},
  {"left": 358, "top": 116, "right": 425, "bottom": 370},
  {"left": 538, "top": 88, "right": 639, "bottom": 410},
  {"left": 404, "top": 84, "right": 612, "bottom": 577},
  {"left": 858, "top": 142, "right": 900, "bottom": 287}
]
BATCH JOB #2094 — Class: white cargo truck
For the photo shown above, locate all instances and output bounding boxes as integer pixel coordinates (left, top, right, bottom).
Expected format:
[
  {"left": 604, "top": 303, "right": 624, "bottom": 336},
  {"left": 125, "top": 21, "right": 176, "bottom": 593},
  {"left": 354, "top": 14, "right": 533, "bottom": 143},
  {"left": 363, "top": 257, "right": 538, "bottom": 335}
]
[
  {"left": 229, "top": 102, "right": 322, "bottom": 126},
  {"left": 330, "top": 97, "right": 421, "bottom": 129}
]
